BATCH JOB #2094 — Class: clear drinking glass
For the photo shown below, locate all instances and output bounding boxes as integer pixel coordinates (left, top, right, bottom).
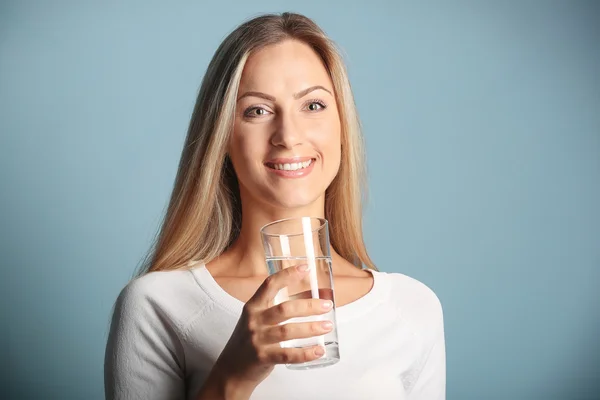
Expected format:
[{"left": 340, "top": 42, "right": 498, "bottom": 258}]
[{"left": 260, "top": 217, "right": 340, "bottom": 370}]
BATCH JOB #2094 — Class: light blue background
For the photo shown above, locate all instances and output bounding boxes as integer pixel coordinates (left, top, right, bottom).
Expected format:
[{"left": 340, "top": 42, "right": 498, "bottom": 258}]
[{"left": 1, "top": 1, "right": 598, "bottom": 399}]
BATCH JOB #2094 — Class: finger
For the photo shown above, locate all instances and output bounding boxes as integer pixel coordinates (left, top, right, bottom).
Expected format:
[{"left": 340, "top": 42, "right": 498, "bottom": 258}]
[
  {"left": 249, "top": 265, "right": 309, "bottom": 308},
  {"left": 260, "top": 320, "right": 334, "bottom": 344},
  {"left": 260, "top": 298, "right": 334, "bottom": 325},
  {"left": 258, "top": 343, "right": 325, "bottom": 365}
]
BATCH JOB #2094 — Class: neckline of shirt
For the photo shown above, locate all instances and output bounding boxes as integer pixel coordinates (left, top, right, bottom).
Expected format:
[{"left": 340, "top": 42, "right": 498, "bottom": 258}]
[{"left": 190, "top": 264, "right": 391, "bottom": 322}]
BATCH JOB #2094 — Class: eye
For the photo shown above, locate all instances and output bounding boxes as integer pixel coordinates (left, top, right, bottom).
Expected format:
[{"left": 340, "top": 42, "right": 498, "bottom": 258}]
[
  {"left": 304, "top": 100, "right": 327, "bottom": 112},
  {"left": 244, "top": 106, "right": 271, "bottom": 118}
]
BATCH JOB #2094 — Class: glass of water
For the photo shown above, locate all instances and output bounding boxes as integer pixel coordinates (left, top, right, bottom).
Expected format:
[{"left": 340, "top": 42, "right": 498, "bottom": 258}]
[{"left": 260, "top": 216, "right": 340, "bottom": 370}]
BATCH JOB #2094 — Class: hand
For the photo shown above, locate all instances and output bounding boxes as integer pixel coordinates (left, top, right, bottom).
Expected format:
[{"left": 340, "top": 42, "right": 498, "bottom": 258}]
[{"left": 210, "top": 264, "right": 334, "bottom": 396}]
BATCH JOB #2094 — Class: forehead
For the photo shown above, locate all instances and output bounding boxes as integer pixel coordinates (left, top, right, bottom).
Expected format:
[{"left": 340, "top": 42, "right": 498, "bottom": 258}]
[{"left": 239, "top": 40, "right": 332, "bottom": 93}]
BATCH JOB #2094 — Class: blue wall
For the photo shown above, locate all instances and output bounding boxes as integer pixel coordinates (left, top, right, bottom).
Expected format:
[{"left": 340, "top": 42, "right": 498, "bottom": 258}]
[{"left": 1, "top": 1, "right": 598, "bottom": 399}]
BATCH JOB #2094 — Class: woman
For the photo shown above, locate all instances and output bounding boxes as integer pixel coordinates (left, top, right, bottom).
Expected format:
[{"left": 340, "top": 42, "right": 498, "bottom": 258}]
[{"left": 105, "top": 12, "right": 445, "bottom": 400}]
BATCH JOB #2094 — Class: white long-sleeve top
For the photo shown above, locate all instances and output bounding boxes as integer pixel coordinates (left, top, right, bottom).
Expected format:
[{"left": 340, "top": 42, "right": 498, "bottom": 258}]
[{"left": 104, "top": 265, "right": 446, "bottom": 399}]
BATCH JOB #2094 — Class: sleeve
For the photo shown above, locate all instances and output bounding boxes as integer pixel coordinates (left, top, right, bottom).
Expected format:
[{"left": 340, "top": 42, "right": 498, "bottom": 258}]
[
  {"left": 407, "top": 299, "right": 446, "bottom": 400},
  {"left": 104, "top": 280, "right": 186, "bottom": 400}
]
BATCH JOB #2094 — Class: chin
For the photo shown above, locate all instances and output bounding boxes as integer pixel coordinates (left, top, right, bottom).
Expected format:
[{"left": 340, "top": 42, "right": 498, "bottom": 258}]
[{"left": 266, "top": 191, "right": 322, "bottom": 211}]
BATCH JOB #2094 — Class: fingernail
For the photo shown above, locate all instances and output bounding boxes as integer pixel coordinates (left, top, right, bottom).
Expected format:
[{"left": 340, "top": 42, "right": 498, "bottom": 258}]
[
  {"left": 321, "top": 321, "right": 333, "bottom": 330},
  {"left": 322, "top": 300, "right": 333, "bottom": 309},
  {"left": 296, "top": 265, "right": 309, "bottom": 272},
  {"left": 314, "top": 346, "right": 325, "bottom": 356}
]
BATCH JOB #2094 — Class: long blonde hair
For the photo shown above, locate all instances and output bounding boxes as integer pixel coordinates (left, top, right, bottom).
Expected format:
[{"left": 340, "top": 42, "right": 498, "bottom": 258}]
[{"left": 142, "top": 12, "right": 376, "bottom": 274}]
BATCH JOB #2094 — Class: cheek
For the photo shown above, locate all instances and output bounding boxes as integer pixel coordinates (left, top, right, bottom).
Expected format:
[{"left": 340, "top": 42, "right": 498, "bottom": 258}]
[
  {"left": 317, "top": 118, "right": 342, "bottom": 165},
  {"left": 229, "top": 128, "right": 266, "bottom": 179}
]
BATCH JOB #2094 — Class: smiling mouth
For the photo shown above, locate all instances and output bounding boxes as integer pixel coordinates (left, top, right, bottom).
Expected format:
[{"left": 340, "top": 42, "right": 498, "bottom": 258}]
[{"left": 265, "top": 158, "right": 315, "bottom": 171}]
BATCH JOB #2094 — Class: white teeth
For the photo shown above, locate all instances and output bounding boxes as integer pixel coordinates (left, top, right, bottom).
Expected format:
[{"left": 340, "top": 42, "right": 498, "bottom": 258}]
[{"left": 272, "top": 159, "right": 313, "bottom": 171}]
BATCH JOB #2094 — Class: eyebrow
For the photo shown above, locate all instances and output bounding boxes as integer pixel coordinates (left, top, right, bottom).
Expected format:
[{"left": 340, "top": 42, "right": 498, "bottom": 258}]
[{"left": 237, "top": 85, "right": 332, "bottom": 102}]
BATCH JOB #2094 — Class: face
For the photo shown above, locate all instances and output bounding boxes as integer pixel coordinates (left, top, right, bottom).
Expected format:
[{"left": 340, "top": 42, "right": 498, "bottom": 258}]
[{"left": 229, "top": 39, "right": 341, "bottom": 211}]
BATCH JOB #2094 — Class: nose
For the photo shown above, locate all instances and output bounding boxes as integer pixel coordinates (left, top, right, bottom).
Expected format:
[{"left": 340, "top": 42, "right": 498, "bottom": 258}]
[{"left": 269, "top": 111, "right": 303, "bottom": 149}]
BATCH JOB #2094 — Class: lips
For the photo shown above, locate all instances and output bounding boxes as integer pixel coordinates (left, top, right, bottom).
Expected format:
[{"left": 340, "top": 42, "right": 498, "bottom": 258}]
[
  {"left": 267, "top": 159, "right": 313, "bottom": 171},
  {"left": 264, "top": 157, "right": 316, "bottom": 178}
]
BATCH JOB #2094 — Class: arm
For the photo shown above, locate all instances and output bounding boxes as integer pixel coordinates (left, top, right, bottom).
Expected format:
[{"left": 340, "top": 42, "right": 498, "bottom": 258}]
[
  {"left": 407, "top": 305, "right": 446, "bottom": 399},
  {"left": 104, "top": 281, "right": 186, "bottom": 400},
  {"left": 195, "top": 364, "right": 254, "bottom": 400}
]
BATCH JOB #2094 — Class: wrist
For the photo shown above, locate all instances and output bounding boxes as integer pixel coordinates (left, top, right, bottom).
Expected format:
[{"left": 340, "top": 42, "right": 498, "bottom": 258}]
[
  {"left": 200, "top": 364, "right": 255, "bottom": 400},
  {"left": 222, "top": 377, "right": 255, "bottom": 400}
]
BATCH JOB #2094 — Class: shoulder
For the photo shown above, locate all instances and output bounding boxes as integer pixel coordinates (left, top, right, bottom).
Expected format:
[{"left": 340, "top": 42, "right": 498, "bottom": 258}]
[
  {"left": 106, "top": 270, "right": 203, "bottom": 397},
  {"left": 112, "top": 269, "right": 207, "bottom": 332},
  {"left": 377, "top": 270, "right": 444, "bottom": 339}
]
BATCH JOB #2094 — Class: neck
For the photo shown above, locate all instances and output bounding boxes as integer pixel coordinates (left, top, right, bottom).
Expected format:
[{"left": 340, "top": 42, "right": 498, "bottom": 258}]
[{"left": 220, "top": 190, "right": 326, "bottom": 277}]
